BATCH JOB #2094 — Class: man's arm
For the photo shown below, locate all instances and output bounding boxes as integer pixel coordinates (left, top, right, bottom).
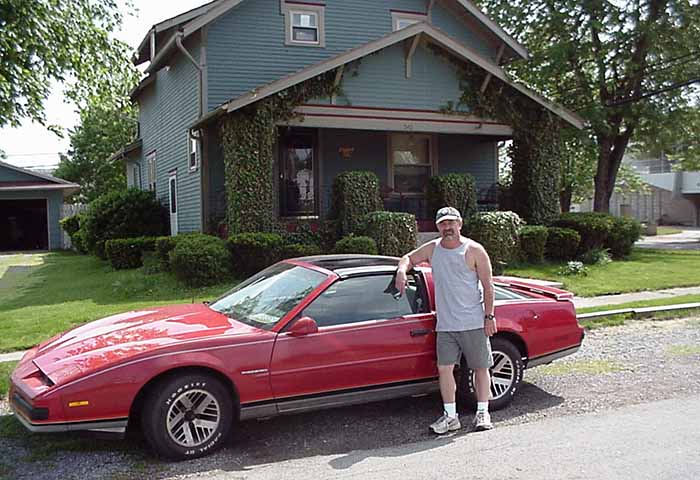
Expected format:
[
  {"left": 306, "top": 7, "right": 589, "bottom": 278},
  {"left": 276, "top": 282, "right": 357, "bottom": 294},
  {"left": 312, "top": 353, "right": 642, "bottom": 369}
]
[
  {"left": 395, "top": 242, "right": 433, "bottom": 295},
  {"left": 473, "top": 245, "right": 497, "bottom": 336}
]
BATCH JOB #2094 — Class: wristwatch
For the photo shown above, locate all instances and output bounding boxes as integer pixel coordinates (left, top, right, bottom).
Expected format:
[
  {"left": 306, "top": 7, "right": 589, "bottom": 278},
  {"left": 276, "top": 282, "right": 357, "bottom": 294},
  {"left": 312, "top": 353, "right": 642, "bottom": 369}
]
[{"left": 484, "top": 313, "right": 496, "bottom": 321}]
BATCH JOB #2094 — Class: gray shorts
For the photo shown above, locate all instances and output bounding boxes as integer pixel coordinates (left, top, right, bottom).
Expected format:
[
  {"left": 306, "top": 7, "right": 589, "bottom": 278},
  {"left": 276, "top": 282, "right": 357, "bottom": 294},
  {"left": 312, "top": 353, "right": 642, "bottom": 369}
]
[{"left": 437, "top": 330, "right": 493, "bottom": 368}]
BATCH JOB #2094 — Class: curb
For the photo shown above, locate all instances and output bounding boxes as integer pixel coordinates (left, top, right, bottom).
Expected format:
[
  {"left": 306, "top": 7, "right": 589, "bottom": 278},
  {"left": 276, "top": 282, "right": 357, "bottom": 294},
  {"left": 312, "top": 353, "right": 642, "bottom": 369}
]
[{"left": 577, "top": 302, "right": 700, "bottom": 320}]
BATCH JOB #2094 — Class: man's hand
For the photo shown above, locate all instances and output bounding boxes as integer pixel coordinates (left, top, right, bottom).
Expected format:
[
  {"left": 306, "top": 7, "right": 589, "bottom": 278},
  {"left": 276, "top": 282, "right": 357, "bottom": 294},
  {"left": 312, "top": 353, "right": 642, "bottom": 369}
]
[
  {"left": 484, "top": 317, "right": 497, "bottom": 337},
  {"left": 395, "top": 270, "right": 408, "bottom": 296}
]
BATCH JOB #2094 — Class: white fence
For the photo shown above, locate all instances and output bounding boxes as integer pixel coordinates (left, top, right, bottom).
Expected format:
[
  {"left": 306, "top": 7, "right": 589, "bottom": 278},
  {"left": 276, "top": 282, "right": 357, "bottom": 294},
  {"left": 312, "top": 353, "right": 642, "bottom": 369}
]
[{"left": 60, "top": 204, "right": 87, "bottom": 250}]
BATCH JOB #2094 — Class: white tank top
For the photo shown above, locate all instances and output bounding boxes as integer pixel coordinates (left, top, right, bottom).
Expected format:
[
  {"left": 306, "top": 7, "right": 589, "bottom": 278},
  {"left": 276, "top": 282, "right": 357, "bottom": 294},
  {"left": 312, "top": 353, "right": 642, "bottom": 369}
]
[{"left": 431, "top": 237, "right": 484, "bottom": 331}]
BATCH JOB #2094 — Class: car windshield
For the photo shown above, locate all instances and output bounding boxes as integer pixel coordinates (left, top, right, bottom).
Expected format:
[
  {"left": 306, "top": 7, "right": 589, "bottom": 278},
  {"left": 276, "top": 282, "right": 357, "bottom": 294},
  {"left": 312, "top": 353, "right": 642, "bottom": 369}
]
[{"left": 209, "top": 263, "right": 327, "bottom": 329}]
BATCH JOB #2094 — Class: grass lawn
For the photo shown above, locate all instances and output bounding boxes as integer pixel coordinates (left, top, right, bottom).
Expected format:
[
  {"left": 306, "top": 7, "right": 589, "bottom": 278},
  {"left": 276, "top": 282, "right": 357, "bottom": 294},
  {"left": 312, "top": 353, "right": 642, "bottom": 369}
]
[
  {"left": 0, "top": 252, "right": 234, "bottom": 353},
  {"left": 0, "top": 361, "right": 16, "bottom": 397},
  {"left": 656, "top": 226, "right": 683, "bottom": 236},
  {"left": 504, "top": 248, "right": 700, "bottom": 297},
  {"left": 577, "top": 294, "right": 700, "bottom": 314}
]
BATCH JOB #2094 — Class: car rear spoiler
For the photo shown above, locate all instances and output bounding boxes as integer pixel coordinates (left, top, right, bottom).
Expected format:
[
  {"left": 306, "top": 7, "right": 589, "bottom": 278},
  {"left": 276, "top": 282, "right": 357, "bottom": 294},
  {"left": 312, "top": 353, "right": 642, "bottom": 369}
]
[{"left": 494, "top": 277, "right": 574, "bottom": 301}]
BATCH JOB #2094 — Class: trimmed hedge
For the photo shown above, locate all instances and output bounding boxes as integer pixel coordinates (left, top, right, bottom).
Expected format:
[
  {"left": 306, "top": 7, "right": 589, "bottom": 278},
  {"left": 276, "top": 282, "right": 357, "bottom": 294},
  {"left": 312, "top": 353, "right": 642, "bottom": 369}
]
[
  {"left": 360, "top": 211, "right": 417, "bottom": 257},
  {"left": 331, "top": 171, "right": 383, "bottom": 236},
  {"left": 279, "top": 243, "right": 323, "bottom": 260},
  {"left": 334, "top": 235, "right": 379, "bottom": 255},
  {"left": 426, "top": 173, "right": 477, "bottom": 222},
  {"left": 545, "top": 227, "right": 581, "bottom": 261},
  {"left": 519, "top": 225, "right": 548, "bottom": 264},
  {"left": 463, "top": 211, "right": 523, "bottom": 274},
  {"left": 553, "top": 212, "right": 614, "bottom": 255},
  {"left": 318, "top": 219, "right": 342, "bottom": 253},
  {"left": 170, "top": 234, "right": 231, "bottom": 286},
  {"left": 155, "top": 236, "right": 178, "bottom": 271},
  {"left": 607, "top": 216, "right": 642, "bottom": 258},
  {"left": 228, "top": 232, "right": 285, "bottom": 276},
  {"left": 60, "top": 213, "right": 88, "bottom": 253},
  {"left": 105, "top": 236, "right": 158, "bottom": 270},
  {"left": 82, "top": 188, "right": 168, "bottom": 258}
]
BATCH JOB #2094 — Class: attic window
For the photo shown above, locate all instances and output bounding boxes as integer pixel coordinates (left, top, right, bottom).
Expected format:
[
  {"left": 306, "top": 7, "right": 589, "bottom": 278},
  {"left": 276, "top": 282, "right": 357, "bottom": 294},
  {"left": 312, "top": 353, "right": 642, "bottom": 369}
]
[
  {"left": 391, "top": 11, "right": 427, "bottom": 31},
  {"left": 284, "top": 4, "right": 325, "bottom": 47}
]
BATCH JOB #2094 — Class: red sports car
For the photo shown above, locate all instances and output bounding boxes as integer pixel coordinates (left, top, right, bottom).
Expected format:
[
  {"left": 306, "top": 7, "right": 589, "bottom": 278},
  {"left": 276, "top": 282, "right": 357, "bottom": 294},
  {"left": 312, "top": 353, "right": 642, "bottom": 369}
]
[{"left": 10, "top": 255, "right": 584, "bottom": 459}]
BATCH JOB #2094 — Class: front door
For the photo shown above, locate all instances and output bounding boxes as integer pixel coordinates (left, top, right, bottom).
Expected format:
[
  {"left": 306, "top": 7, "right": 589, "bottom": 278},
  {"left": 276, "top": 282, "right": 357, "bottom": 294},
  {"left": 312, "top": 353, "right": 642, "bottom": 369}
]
[
  {"left": 168, "top": 172, "right": 178, "bottom": 235},
  {"left": 279, "top": 128, "right": 317, "bottom": 217},
  {"left": 269, "top": 272, "right": 436, "bottom": 400}
]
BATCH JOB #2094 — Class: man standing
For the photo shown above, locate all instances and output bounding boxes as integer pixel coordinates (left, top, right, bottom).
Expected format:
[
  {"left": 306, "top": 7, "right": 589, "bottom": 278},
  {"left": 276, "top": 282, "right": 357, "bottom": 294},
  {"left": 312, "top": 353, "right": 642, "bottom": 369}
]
[{"left": 395, "top": 206, "right": 496, "bottom": 433}]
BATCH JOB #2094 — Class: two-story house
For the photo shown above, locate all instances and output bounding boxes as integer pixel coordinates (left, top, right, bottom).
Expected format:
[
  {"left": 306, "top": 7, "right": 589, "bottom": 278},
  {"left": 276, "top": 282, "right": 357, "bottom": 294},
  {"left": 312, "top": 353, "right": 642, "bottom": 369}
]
[{"left": 115, "top": 0, "right": 583, "bottom": 235}]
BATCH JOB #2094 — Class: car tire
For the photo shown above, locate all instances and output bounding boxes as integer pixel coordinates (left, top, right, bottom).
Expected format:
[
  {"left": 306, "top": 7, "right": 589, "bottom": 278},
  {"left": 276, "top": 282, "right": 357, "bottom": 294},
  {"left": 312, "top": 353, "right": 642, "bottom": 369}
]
[
  {"left": 142, "top": 373, "right": 233, "bottom": 460},
  {"left": 458, "top": 337, "right": 524, "bottom": 411}
]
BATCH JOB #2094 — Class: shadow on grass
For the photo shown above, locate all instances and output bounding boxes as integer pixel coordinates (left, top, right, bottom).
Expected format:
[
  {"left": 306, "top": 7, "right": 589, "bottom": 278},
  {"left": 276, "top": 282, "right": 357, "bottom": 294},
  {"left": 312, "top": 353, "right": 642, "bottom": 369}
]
[{"left": 0, "top": 252, "right": 235, "bottom": 313}]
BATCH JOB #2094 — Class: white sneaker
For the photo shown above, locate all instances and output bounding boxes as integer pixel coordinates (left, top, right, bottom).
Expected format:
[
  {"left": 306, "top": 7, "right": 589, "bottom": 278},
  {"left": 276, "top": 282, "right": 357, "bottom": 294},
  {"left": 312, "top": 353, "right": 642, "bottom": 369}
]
[
  {"left": 473, "top": 411, "right": 493, "bottom": 431},
  {"left": 430, "top": 414, "right": 461, "bottom": 434}
]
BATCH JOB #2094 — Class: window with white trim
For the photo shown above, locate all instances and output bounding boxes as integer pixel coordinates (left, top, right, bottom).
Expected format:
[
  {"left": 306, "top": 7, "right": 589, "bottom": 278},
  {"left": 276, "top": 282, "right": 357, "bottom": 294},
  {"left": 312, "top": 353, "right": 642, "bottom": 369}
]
[
  {"left": 188, "top": 132, "right": 200, "bottom": 171},
  {"left": 389, "top": 133, "right": 434, "bottom": 194},
  {"left": 284, "top": 4, "right": 325, "bottom": 47},
  {"left": 391, "top": 11, "right": 427, "bottom": 31},
  {"left": 146, "top": 151, "right": 157, "bottom": 192}
]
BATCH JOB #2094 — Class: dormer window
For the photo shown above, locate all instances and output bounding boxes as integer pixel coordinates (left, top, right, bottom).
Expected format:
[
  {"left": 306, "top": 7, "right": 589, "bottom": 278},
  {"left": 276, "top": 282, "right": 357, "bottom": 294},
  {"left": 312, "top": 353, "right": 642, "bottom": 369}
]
[
  {"left": 391, "top": 11, "right": 427, "bottom": 31},
  {"left": 284, "top": 3, "right": 325, "bottom": 47}
]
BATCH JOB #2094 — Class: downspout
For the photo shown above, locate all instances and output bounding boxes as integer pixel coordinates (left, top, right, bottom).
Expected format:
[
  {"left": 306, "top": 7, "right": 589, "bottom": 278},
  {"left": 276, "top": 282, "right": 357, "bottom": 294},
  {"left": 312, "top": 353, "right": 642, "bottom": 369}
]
[{"left": 175, "top": 32, "right": 205, "bottom": 120}]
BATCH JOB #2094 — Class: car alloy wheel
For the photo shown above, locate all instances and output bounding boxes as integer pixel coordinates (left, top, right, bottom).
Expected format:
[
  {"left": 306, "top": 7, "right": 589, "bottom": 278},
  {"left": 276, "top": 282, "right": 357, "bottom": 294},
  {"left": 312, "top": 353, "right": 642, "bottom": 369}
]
[
  {"left": 142, "top": 374, "right": 234, "bottom": 460},
  {"left": 166, "top": 389, "right": 221, "bottom": 448},
  {"left": 459, "top": 337, "right": 524, "bottom": 411}
]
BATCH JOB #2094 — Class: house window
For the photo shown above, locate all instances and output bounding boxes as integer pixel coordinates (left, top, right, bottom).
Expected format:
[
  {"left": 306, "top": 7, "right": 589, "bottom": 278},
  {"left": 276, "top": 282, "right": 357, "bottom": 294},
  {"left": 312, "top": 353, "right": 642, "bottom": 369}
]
[
  {"left": 389, "top": 133, "right": 434, "bottom": 194},
  {"left": 146, "top": 151, "right": 157, "bottom": 192},
  {"left": 279, "top": 129, "right": 317, "bottom": 217},
  {"left": 188, "top": 132, "right": 200, "bottom": 171},
  {"left": 132, "top": 165, "right": 141, "bottom": 189},
  {"left": 284, "top": 4, "right": 325, "bottom": 47},
  {"left": 391, "top": 11, "right": 427, "bottom": 31}
]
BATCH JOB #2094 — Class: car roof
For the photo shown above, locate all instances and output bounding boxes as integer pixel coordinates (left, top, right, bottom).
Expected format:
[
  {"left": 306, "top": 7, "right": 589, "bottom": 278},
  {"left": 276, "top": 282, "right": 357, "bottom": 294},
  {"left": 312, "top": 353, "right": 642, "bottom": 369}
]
[{"left": 293, "top": 254, "right": 401, "bottom": 275}]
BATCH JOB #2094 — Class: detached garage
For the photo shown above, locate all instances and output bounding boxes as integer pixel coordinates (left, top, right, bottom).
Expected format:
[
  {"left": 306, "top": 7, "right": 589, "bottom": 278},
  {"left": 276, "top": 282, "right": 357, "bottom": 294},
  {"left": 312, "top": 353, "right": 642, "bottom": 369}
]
[{"left": 0, "top": 161, "right": 79, "bottom": 252}]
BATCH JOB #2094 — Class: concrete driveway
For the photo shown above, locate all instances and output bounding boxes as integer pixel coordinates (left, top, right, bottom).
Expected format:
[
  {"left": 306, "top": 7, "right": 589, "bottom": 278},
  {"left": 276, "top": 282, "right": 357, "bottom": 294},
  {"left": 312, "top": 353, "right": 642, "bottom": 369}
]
[{"left": 636, "top": 227, "right": 700, "bottom": 250}]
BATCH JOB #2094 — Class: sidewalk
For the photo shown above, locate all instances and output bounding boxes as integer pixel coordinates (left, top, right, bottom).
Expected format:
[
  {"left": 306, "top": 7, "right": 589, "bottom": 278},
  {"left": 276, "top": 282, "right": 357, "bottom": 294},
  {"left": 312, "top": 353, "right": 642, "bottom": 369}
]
[
  {"left": 635, "top": 227, "right": 700, "bottom": 250},
  {"left": 573, "top": 285, "right": 700, "bottom": 309}
]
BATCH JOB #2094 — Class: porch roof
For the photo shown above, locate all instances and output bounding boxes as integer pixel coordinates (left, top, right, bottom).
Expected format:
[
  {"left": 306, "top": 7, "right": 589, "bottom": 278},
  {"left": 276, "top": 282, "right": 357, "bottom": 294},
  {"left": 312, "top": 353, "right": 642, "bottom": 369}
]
[{"left": 190, "top": 22, "right": 584, "bottom": 131}]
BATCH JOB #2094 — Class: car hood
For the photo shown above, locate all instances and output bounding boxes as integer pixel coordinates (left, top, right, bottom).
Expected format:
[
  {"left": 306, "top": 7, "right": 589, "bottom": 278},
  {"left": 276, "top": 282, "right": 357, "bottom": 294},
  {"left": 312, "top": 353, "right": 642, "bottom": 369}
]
[{"left": 31, "top": 304, "right": 261, "bottom": 385}]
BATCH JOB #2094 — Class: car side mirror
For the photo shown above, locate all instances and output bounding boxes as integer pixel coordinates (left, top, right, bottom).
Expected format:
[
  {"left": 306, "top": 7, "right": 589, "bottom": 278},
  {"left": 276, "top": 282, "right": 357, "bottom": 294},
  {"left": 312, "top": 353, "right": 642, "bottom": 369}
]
[{"left": 287, "top": 316, "right": 318, "bottom": 336}]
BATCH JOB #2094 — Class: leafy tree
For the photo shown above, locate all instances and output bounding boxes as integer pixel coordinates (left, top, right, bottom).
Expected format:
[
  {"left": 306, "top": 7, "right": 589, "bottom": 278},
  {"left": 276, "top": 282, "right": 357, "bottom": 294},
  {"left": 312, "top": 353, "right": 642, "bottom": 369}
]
[
  {"left": 475, "top": 0, "right": 700, "bottom": 212},
  {"left": 54, "top": 101, "right": 137, "bottom": 202},
  {"left": 0, "top": 0, "right": 133, "bottom": 127}
]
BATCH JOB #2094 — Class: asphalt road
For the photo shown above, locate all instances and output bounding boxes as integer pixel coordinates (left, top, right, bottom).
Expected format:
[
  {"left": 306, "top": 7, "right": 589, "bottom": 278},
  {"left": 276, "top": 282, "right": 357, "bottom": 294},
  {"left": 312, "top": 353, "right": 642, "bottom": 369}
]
[{"left": 200, "top": 395, "right": 700, "bottom": 480}]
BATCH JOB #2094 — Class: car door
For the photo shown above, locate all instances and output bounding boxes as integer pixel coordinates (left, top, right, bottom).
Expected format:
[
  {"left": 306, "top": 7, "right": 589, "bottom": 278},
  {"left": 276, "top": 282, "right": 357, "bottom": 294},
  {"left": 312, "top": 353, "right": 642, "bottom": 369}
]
[{"left": 268, "top": 272, "right": 436, "bottom": 401}]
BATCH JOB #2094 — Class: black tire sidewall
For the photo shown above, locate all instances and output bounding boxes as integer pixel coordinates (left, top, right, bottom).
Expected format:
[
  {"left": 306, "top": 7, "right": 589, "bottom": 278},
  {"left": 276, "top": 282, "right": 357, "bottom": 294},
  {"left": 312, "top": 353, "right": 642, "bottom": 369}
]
[
  {"left": 142, "top": 374, "right": 233, "bottom": 460},
  {"left": 460, "top": 337, "right": 524, "bottom": 411}
]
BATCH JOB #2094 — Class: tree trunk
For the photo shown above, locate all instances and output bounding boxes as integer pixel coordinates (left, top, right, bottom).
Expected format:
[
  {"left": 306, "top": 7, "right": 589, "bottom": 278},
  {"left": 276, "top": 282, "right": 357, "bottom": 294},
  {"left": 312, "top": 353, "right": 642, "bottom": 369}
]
[
  {"left": 559, "top": 185, "right": 572, "bottom": 213},
  {"left": 593, "top": 127, "right": 635, "bottom": 213}
]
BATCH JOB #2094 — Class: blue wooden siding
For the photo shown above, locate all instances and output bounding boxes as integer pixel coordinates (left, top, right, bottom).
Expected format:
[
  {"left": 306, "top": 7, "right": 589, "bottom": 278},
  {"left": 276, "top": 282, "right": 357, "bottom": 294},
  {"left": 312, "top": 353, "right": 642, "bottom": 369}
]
[
  {"left": 0, "top": 166, "right": 38, "bottom": 182},
  {"left": 437, "top": 134, "right": 497, "bottom": 192},
  {"left": 206, "top": 0, "right": 493, "bottom": 111},
  {"left": 319, "top": 129, "right": 388, "bottom": 216},
  {"left": 431, "top": 3, "right": 497, "bottom": 59},
  {"left": 0, "top": 189, "right": 64, "bottom": 249},
  {"left": 136, "top": 34, "right": 202, "bottom": 233},
  {"left": 333, "top": 43, "right": 466, "bottom": 110}
]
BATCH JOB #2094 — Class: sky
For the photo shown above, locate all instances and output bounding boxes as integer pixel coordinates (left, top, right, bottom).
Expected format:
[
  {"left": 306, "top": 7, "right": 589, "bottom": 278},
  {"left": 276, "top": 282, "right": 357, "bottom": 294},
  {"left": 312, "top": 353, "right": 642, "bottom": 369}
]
[{"left": 0, "top": 0, "right": 206, "bottom": 169}]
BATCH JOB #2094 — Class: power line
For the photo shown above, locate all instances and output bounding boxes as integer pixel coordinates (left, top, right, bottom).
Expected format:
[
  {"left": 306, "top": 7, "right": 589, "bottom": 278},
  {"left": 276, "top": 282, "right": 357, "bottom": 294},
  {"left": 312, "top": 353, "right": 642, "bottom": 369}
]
[{"left": 606, "top": 77, "right": 700, "bottom": 106}]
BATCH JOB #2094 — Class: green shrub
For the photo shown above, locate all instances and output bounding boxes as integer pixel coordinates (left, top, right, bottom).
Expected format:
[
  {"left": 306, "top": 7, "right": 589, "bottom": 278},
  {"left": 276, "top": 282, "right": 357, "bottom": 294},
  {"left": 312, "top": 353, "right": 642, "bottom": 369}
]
[
  {"left": 545, "top": 227, "right": 581, "bottom": 261},
  {"left": 318, "top": 219, "right": 342, "bottom": 253},
  {"left": 426, "top": 174, "right": 477, "bottom": 222},
  {"left": 558, "top": 260, "right": 588, "bottom": 276},
  {"left": 281, "top": 223, "right": 321, "bottom": 248},
  {"left": 155, "top": 236, "right": 178, "bottom": 271},
  {"left": 463, "top": 211, "right": 523, "bottom": 274},
  {"left": 141, "top": 252, "right": 162, "bottom": 275},
  {"left": 580, "top": 247, "right": 612, "bottom": 265},
  {"left": 60, "top": 213, "right": 88, "bottom": 253},
  {"left": 360, "top": 211, "right": 417, "bottom": 257},
  {"left": 279, "top": 243, "right": 323, "bottom": 260},
  {"left": 228, "top": 232, "right": 285, "bottom": 276},
  {"left": 170, "top": 234, "right": 231, "bottom": 286},
  {"left": 331, "top": 171, "right": 383, "bottom": 236},
  {"left": 607, "top": 217, "right": 642, "bottom": 258},
  {"left": 82, "top": 189, "right": 168, "bottom": 258},
  {"left": 105, "top": 236, "right": 158, "bottom": 270},
  {"left": 334, "top": 235, "right": 379, "bottom": 255},
  {"left": 519, "top": 225, "right": 548, "bottom": 264},
  {"left": 553, "top": 212, "right": 614, "bottom": 255}
]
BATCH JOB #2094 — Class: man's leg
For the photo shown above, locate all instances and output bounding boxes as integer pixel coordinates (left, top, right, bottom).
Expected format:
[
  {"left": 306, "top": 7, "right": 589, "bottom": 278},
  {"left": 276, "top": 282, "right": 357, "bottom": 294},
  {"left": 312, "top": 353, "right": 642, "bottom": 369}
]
[
  {"left": 431, "top": 333, "right": 462, "bottom": 434},
  {"left": 460, "top": 330, "right": 494, "bottom": 431},
  {"left": 474, "top": 367, "right": 491, "bottom": 402},
  {"left": 438, "top": 364, "right": 457, "bottom": 404}
]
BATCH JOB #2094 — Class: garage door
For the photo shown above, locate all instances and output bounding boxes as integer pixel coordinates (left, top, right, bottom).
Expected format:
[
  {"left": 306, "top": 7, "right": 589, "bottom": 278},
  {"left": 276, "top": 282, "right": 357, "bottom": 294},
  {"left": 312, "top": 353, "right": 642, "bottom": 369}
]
[{"left": 0, "top": 199, "right": 49, "bottom": 251}]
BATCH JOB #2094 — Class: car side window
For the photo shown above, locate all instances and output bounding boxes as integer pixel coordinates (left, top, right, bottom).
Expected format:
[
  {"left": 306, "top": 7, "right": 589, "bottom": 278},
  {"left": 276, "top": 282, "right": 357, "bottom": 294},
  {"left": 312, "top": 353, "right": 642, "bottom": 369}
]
[
  {"left": 303, "top": 274, "right": 425, "bottom": 327},
  {"left": 494, "top": 285, "right": 530, "bottom": 301}
]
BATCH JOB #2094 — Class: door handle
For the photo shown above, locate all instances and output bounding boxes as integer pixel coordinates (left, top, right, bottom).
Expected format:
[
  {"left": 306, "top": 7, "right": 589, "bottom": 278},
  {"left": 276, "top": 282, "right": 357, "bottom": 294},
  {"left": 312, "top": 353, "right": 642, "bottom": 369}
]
[{"left": 410, "top": 328, "right": 431, "bottom": 337}]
